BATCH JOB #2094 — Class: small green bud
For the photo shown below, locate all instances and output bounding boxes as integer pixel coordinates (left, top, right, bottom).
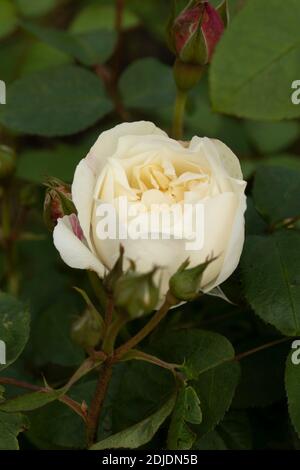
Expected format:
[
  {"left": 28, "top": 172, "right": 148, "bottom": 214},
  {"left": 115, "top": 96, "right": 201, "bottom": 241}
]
[
  {"left": 71, "top": 308, "right": 104, "bottom": 351},
  {"left": 114, "top": 268, "right": 160, "bottom": 318},
  {"left": 169, "top": 257, "right": 216, "bottom": 301},
  {"left": 0, "top": 145, "right": 16, "bottom": 180},
  {"left": 43, "top": 177, "right": 76, "bottom": 230}
]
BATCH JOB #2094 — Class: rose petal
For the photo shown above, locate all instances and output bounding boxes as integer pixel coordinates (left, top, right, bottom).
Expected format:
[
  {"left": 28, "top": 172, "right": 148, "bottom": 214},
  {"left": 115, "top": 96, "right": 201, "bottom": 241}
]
[
  {"left": 71, "top": 159, "right": 96, "bottom": 253},
  {"left": 204, "top": 187, "right": 247, "bottom": 291},
  {"left": 90, "top": 121, "right": 166, "bottom": 173},
  {"left": 53, "top": 215, "right": 104, "bottom": 277}
]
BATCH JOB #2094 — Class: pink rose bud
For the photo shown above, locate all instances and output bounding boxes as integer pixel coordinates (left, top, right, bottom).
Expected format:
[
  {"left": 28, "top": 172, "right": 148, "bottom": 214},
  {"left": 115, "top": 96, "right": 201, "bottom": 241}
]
[
  {"left": 169, "top": 0, "right": 226, "bottom": 66},
  {"left": 43, "top": 178, "right": 76, "bottom": 231}
]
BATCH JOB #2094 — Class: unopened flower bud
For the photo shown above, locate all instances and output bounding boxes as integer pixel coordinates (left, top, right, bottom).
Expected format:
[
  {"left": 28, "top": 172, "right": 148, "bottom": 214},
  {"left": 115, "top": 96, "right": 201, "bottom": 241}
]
[
  {"left": 71, "top": 307, "right": 104, "bottom": 351},
  {"left": 0, "top": 145, "right": 16, "bottom": 180},
  {"left": 114, "top": 268, "right": 159, "bottom": 318},
  {"left": 169, "top": 257, "right": 216, "bottom": 301},
  {"left": 43, "top": 178, "right": 76, "bottom": 230},
  {"left": 169, "top": 1, "right": 225, "bottom": 66}
]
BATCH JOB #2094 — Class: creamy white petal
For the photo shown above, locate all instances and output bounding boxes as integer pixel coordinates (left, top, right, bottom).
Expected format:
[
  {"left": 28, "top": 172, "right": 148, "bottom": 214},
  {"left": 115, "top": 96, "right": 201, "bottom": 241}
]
[
  {"left": 90, "top": 121, "right": 166, "bottom": 172},
  {"left": 204, "top": 189, "right": 247, "bottom": 291},
  {"left": 71, "top": 159, "right": 96, "bottom": 253},
  {"left": 53, "top": 215, "right": 104, "bottom": 277},
  {"left": 188, "top": 191, "right": 240, "bottom": 286},
  {"left": 211, "top": 139, "right": 243, "bottom": 180}
]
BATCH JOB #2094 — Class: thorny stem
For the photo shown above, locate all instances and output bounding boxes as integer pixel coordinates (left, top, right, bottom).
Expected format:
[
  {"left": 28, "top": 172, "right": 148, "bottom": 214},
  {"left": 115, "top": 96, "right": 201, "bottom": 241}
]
[
  {"left": 0, "top": 377, "right": 87, "bottom": 422},
  {"left": 102, "top": 315, "right": 128, "bottom": 354},
  {"left": 86, "top": 359, "right": 113, "bottom": 447},
  {"left": 85, "top": 292, "right": 176, "bottom": 446}
]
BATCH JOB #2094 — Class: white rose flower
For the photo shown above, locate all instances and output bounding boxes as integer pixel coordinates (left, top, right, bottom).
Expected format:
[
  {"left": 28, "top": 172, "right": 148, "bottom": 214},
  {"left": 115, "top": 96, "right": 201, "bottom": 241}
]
[{"left": 53, "top": 121, "right": 246, "bottom": 302}]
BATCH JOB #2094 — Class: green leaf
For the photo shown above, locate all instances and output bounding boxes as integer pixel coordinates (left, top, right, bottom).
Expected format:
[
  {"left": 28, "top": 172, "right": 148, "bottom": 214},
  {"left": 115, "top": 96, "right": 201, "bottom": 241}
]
[
  {"left": 0, "top": 0, "right": 18, "bottom": 39},
  {"left": 0, "top": 293, "right": 30, "bottom": 372},
  {"left": 253, "top": 165, "right": 300, "bottom": 225},
  {"left": 120, "top": 58, "right": 176, "bottom": 111},
  {"left": 27, "top": 380, "right": 96, "bottom": 449},
  {"left": 112, "top": 361, "right": 175, "bottom": 434},
  {"left": 0, "top": 65, "right": 113, "bottom": 137},
  {"left": 264, "top": 154, "right": 300, "bottom": 172},
  {"left": 210, "top": 0, "right": 300, "bottom": 119},
  {"left": 193, "top": 430, "right": 227, "bottom": 450},
  {"left": 29, "top": 298, "right": 85, "bottom": 368},
  {"left": 286, "top": 351, "right": 300, "bottom": 437},
  {"left": 233, "top": 340, "right": 288, "bottom": 408},
  {"left": 245, "top": 121, "right": 300, "bottom": 154},
  {"left": 0, "top": 411, "right": 28, "bottom": 450},
  {"left": 151, "top": 329, "right": 240, "bottom": 436},
  {"left": 193, "top": 361, "right": 240, "bottom": 436},
  {"left": 167, "top": 386, "right": 202, "bottom": 450},
  {"left": 241, "top": 231, "right": 300, "bottom": 336},
  {"left": 17, "top": 144, "right": 84, "bottom": 184},
  {"left": 186, "top": 80, "right": 251, "bottom": 156},
  {"left": 0, "top": 388, "right": 64, "bottom": 413},
  {"left": 69, "top": 4, "right": 139, "bottom": 33},
  {"left": 16, "top": 238, "right": 85, "bottom": 368},
  {"left": 16, "top": 0, "right": 56, "bottom": 18},
  {"left": 154, "top": 329, "right": 236, "bottom": 380},
  {"left": 90, "top": 393, "right": 176, "bottom": 450},
  {"left": 194, "top": 410, "right": 252, "bottom": 450},
  {"left": 22, "top": 21, "right": 117, "bottom": 66},
  {"left": 19, "top": 41, "right": 72, "bottom": 76},
  {"left": 245, "top": 197, "right": 268, "bottom": 236},
  {"left": 217, "top": 410, "right": 252, "bottom": 450}
]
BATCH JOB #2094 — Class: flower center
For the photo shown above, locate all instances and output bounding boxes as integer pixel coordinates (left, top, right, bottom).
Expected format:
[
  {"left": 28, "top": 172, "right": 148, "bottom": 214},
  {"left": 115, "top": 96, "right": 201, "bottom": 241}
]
[{"left": 128, "top": 161, "right": 211, "bottom": 203}]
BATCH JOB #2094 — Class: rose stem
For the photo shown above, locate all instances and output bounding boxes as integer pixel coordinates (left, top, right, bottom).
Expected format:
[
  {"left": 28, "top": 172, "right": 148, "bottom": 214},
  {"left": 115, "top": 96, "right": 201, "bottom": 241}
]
[
  {"left": 0, "top": 377, "right": 86, "bottom": 422},
  {"left": 235, "top": 336, "right": 293, "bottom": 361},
  {"left": 86, "top": 358, "right": 113, "bottom": 447},
  {"left": 172, "top": 89, "right": 187, "bottom": 140},
  {"left": 113, "top": 292, "right": 176, "bottom": 361},
  {"left": 104, "top": 295, "right": 114, "bottom": 333},
  {"left": 86, "top": 292, "right": 176, "bottom": 447}
]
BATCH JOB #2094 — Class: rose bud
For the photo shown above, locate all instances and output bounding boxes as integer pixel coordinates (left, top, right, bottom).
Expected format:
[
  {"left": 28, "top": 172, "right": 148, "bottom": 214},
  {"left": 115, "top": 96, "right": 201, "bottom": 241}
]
[
  {"left": 44, "top": 178, "right": 76, "bottom": 230},
  {"left": 169, "top": 257, "right": 216, "bottom": 302},
  {"left": 0, "top": 145, "right": 16, "bottom": 180},
  {"left": 114, "top": 269, "right": 159, "bottom": 319},
  {"left": 71, "top": 307, "right": 104, "bottom": 351},
  {"left": 169, "top": 0, "right": 226, "bottom": 66}
]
